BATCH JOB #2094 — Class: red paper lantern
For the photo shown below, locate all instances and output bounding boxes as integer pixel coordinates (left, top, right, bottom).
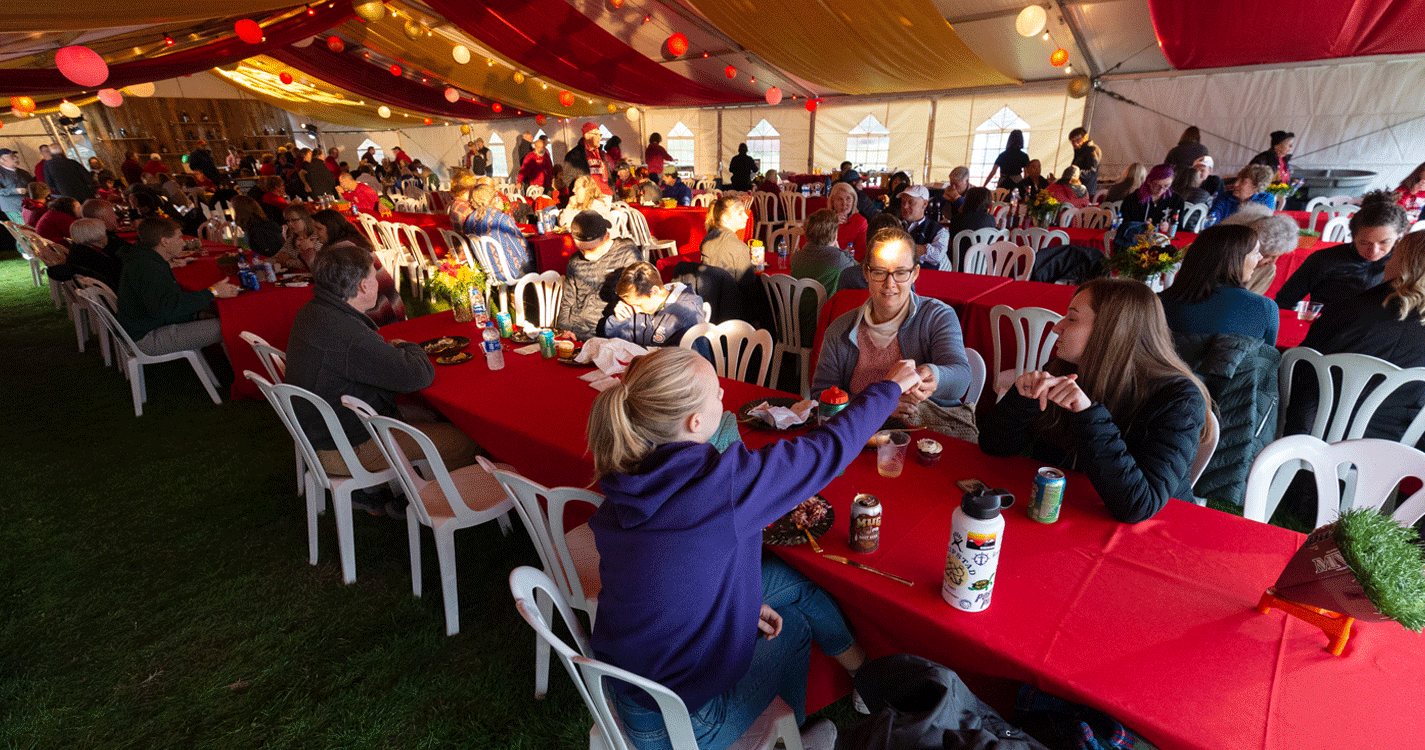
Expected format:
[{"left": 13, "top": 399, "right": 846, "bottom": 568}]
[
  {"left": 235, "top": 19, "right": 264, "bottom": 45},
  {"left": 724, "top": 65, "right": 737, "bottom": 79},
  {"left": 10, "top": 96, "right": 36, "bottom": 113},
  {"left": 491, "top": 102, "right": 503, "bottom": 113},
  {"left": 610, "top": 0, "right": 624, "bottom": 7},
  {"left": 444, "top": 87, "right": 459, "bottom": 103},
  {"left": 667, "top": 33, "right": 688, "bottom": 57},
  {"left": 805, "top": 99, "right": 818, "bottom": 112},
  {"left": 535, "top": 114, "right": 547, "bottom": 125},
  {"left": 423, "top": 117, "right": 433, "bottom": 125},
  {"left": 326, "top": 36, "right": 344, "bottom": 53},
  {"left": 55, "top": 46, "right": 109, "bottom": 88},
  {"left": 389, "top": 64, "right": 402, "bottom": 76},
  {"left": 97, "top": 88, "right": 123, "bottom": 107},
  {"left": 765, "top": 87, "right": 782, "bottom": 106},
  {"left": 279, "top": 72, "right": 294, "bottom": 85},
  {"left": 1050, "top": 48, "right": 1069, "bottom": 67},
  {"left": 558, "top": 90, "right": 574, "bottom": 107}
]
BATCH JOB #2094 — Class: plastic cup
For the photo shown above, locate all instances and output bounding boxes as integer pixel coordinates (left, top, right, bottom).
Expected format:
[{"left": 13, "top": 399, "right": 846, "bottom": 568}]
[
  {"left": 1296, "top": 301, "right": 1324, "bottom": 321},
  {"left": 876, "top": 430, "right": 911, "bottom": 478}
]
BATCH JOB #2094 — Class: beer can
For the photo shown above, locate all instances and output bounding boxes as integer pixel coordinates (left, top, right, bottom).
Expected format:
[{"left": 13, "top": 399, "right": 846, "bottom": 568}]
[
  {"left": 849, "top": 494, "right": 882, "bottom": 553},
  {"left": 1029, "top": 468, "right": 1065, "bottom": 523},
  {"left": 495, "top": 311, "right": 514, "bottom": 338},
  {"left": 538, "top": 329, "right": 555, "bottom": 358}
]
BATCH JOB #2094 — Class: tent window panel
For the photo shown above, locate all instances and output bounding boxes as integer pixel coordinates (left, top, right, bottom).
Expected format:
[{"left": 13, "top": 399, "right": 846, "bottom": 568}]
[
  {"left": 357, "top": 139, "right": 385, "bottom": 163},
  {"left": 746, "top": 119, "right": 780, "bottom": 174},
  {"left": 488, "top": 132, "right": 508, "bottom": 179},
  {"left": 970, "top": 106, "right": 1031, "bottom": 184},
  {"left": 668, "top": 121, "right": 695, "bottom": 167},
  {"left": 845, "top": 115, "right": 890, "bottom": 172}
]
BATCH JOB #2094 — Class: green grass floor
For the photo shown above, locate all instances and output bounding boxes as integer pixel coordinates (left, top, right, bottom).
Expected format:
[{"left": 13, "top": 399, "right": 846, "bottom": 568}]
[{"left": 0, "top": 253, "right": 861, "bottom": 749}]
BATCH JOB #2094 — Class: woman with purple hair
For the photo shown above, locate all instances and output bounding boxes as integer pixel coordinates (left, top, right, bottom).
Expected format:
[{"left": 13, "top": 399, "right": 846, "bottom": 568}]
[{"left": 1119, "top": 164, "right": 1185, "bottom": 229}]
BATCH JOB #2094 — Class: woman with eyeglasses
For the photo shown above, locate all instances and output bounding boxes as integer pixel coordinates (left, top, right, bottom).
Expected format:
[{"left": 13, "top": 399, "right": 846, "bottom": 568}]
[
  {"left": 1119, "top": 164, "right": 1184, "bottom": 228},
  {"left": 813, "top": 227, "right": 974, "bottom": 429}
]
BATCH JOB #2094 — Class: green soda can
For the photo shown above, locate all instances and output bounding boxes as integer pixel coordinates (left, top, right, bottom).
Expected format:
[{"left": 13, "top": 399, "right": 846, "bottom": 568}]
[
  {"left": 1029, "top": 467, "right": 1065, "bottom": 523},
  {"left": 538, "top": 329, "right": 555, "bottom": 358},
  {"left": 495, "top": 311, "right": 514, "bottom": 338}
]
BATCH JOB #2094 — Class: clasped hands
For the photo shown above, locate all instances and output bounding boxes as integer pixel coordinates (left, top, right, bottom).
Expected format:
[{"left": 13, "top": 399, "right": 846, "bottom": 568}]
[
  {"left": 1014, "top": 370, "right": 1091, "bottom": 413},
  {"left": 891, "top": 363, "right": 937, "bottom": 419}
]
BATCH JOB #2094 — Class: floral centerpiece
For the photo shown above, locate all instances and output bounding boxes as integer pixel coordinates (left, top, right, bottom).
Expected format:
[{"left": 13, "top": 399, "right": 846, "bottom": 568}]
[
  {"left": 427, "top": 261, "right": 487, "bottom": 323},
  {"left": 1106, "top": 231, "right": 1183, "bottom": 289},
  {"left": 1267, "top": 181, "right": 1294, "bottom": 199},
  {"left": 1026, "top": 190, "right": 1060, "bottom": 227}
]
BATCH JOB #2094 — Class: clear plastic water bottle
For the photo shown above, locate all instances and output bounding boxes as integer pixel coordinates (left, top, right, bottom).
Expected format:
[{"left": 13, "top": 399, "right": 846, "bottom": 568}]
[
  {"left": 482, "top": 321, "right": 504, "bottom": 371},
  {"left": 470, "top": 287, "right": 490, "bottom": 327},
  {"left": 776, "top": 236, "right": 788, "bottom": 262}
]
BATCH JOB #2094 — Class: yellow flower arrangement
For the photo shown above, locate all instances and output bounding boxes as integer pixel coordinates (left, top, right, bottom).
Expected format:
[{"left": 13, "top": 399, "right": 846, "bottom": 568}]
[
  {"left": 1026, "top": 190, "right": 1060, "bottom": 226},
  {"left": 1107, "top": 231, "right": 1184, "bottom": 279}
]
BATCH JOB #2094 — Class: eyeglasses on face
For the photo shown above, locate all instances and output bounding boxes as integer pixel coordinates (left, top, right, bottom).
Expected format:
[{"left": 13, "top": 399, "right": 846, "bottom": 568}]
[{"left": 865, "top": 267, "right": 915, "bottom": 282}]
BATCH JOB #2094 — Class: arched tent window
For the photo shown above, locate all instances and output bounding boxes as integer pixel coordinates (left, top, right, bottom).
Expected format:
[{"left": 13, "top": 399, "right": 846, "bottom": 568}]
[
  {"left": 535, "top": 128, "right": 548, "bottom": 141},
  {"left": 970, "top": 106, "right": 1030, "bottom": 184},
  {"left": 667, "top": 121, "right": 695, "bottom": 168},
  {"left": 845, "top": 115, "right": 890, "bottom": 172},
  {"left": 488, "top": 132, "right": 508, "bottom": 178},
  {"left": 746, "top": 119, "right": 780, "bottom": 174},
  {"left": 597, "top": 124, "right": 614, "bottom": 141},
  {"left": 357, "top": 138, "right": 384, "bottom": 163}
]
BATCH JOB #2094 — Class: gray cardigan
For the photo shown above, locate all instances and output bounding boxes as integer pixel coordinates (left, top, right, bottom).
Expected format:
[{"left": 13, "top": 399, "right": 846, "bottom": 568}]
[{"left": 812, "top": 293, "right": 972, "bottom": 406}]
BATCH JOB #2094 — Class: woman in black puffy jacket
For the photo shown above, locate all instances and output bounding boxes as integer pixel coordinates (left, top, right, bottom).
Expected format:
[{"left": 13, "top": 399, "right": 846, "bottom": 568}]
[{"left": 978, "top": 278, "right": 1212, "bottom": 522}]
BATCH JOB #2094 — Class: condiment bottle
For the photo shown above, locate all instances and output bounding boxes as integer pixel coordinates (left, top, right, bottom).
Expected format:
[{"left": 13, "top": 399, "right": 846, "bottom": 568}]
[{"left": 816, "top": 386, "right": 849, "bottom": 426}]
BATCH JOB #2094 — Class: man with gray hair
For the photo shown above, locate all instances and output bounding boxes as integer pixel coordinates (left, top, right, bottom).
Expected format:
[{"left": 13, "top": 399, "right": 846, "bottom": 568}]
[
  {"left": 45, "top": 218, "right": 122, "bottom": 289},
  {"left": 284, "top": 243, "right": 478, "bottom": 516}
]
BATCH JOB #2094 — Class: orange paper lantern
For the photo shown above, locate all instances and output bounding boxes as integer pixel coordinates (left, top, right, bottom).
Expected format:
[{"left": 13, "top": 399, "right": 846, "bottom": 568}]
[
  {"left": 535, "top": 114, "right": 547, "bottom": 125},
  {"left": 423, "top": 117, "right": 433, "bottom": 125},
  {"left": 444, "top": 87, "right": 460, "bottom": 103},
  {"left": 279, "top": 72, "right": 294, "bottom": 85},
  {"left": 1050, "top": 48, "right": 1069, "bottom": 67},
  {"left": 765, "top": 87, "right": 782, "bottom": 106},
  {"left": 667, "top": 33, "right": 688, "bottom": 57},
  {"left": 558, "top": 90, "right": 574, "bottom": 107},
  {"left": 55, "top": 46, "right": 109, "bottom": 88},
  {"left": 611, "top": 0, "right": 624, "bottom": 7},
  {"left": 326, "top": 36, "right": 344, "bottom": 53},
  {"left": 10, "top": 96, "right": 36, "bottom": 113},
  {"left": 235, "top": 19, "right": 264, "bottom": 44},
  {"left": 724, "top": 65, "right": 737, "bottom": 79}
]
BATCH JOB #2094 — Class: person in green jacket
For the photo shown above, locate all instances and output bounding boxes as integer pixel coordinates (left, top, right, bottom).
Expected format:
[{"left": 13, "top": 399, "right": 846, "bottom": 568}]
[{"left": 117, "top": 216, "right": 238, "bottom": 355}]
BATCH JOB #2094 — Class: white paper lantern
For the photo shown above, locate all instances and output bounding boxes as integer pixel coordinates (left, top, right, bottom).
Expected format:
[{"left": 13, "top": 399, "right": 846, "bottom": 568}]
[
  {"left": 59, "top": 100, "right": 82, "bottom": 118},
  {"left": 444, "top": 87, "right": 460, "bottom": 103},
  {"left": 1016, "top": 6, "right": 1047, "bottom": 38},
  {"left": 292, "top": 36, "right": 315, "bottom": 48},
  {"left": 625, "top": 106, "right": 640, "bottom": 122},
  {"left": 377, "top": 105, "right": 392, "bottom": 119},
  {"left": 452, "top": 45, "right": 471, "bottom": 65},
  {"left": 126, "top": 81, "right": 156, "bottom": 97}
]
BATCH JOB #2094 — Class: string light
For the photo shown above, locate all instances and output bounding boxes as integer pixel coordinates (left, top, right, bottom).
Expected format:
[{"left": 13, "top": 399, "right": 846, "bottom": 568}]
[{"left": 164, "top": 36, "right": 175, "bottom": 46}]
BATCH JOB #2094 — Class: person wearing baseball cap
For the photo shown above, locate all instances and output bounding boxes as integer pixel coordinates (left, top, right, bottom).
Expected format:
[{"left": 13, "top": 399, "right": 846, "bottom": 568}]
[
  {"left": 660, "top": 165, "right": 692, "bottom": 206},
  {"left": 555, "top": 210, "right": 643, "bottom": 340},
  {"left": 900, "top": 185, "right": 950, "bottom": 270}
]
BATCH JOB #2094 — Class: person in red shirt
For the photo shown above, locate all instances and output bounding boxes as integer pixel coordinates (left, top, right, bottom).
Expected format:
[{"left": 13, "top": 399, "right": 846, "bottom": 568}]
[
  {"left": 261, "top": 175, "right": 288, "bottom": 221},
  {"left": 121, "top": 151, "right": 144, "bottom": 187},
  {"left": 393, "top": 146, "right": 412, "bottom": 166},
  {"left": 35, "top": 195, "right": 81, "bottom": 243},
  {"left": 325, "top": 147, "right": 342, "bottom": 177},
  {"left": 142, "top": 154, "right": 169, "bottom": 176},
  {"left": 645, "top": 133, "right": 671, "bottom": 177},
  {"left": 337, "top": 172, "right": 380, "bottom": 213},
  {"left": 518, "top": 137, "right": 555, "bottom": 190},
  {"left": 34, "top": 145, "right": 51, "bottom": 184},
  {"left": 258, "top": 154, "right": 276, "bottom": 176}
]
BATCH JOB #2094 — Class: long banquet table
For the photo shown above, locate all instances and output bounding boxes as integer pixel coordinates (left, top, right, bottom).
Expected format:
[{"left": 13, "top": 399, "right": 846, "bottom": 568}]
[{"left": 373, "top": 310, "right": 1422, "bottom": 750}]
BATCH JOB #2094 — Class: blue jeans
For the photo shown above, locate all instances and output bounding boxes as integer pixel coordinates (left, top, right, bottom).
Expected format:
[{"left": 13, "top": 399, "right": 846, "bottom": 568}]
[{"left": 611, "top": 556, "right": 855, "bottom": 750}]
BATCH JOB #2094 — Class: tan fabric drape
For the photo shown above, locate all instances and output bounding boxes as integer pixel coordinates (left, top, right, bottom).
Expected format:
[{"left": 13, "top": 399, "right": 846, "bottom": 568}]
[{"left": 684, "top": 0, "right": 1014, "bottom": 95}]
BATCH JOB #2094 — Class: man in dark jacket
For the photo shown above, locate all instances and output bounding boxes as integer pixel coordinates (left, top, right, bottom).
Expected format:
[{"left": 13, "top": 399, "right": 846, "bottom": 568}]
[
  {"left": 302, "top": 149, "right": 337, "bottom": 199},
  {"left": 728, "top": 143, "right": 757, "bottom": 191},
  {"left": 285, "top": 241, "right": 477, "bottom": 481},
  {"left": 116, "top": 217, "right": 238, "bottom": 354},
  {"left": 43, "top": 148, "right": 95, "bottom": 202},
  {"left": 554, "top": 211, "right": 642, "bottom": 340},
  {"left": 187, "top": 142, "right": 221, "bottom": 184},
  {"left": 563, "top": 123, "right": 611, "bottom": 191}
]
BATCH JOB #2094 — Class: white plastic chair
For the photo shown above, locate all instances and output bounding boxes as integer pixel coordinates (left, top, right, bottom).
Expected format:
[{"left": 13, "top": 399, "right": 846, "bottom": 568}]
[
  {"left": 766, "top": 225, "right": 804, "bottom": 260},
  {"left": 608, "top": 209, "right": 633, "bottom": 241},
  {"left": 695, "top": 178, "right": 717, "bottom": 191},
  {"left": 3, "top": 222, "right": 45, "bottom": 288},
  {"left": 1321, "top": 215, "right": 1352, "bottom": 243},
  {"left": 987, "top": 201, "right": 1010, "bottom": 229},
  {"left": 76, "top": 287, "right": 223, "bottom": 416},
  {"left": 1189, "top": 410, "right": 1220, "bottom": 505},
  {"left": 750, "top": 191, "right": 786, "bottom": 246},
  {"left": 680, "top": 320, "right": 775, "bottom": 387},
  {"left": 240, "top": 330, "right": 303, "bottom": 497},
  {"left": 243, "top": 372, "right": 399, "bottom": 584},
  {"left": 512, "top": 270, "right": 564, "bottom": 329},
  {"left": 397, "top": 223, "right": 441, "bottom": 294},
  {"left": 1099, "top": 200, "right": 1122, "bottom": 218},
  {"left": 74, "top": 275, "right": 117, "bottom": 366},
  {"left": 198, "top": 218, "right": 243, "bottom": 243},
  {"left": 961, "top": 241, "right": 1035, "bottom": 281},
  {"left": 1008, "top": 227, "right": 1069, "bottom": 254},
  {"left": 1091, "top": 188, "right": 1109, "bottom": 204},
  {"left": 1071, "top": 207, "right": 1114, "bottom": 229},
  {"left": 438, "top": 229, "right": 473, "bottom": 265},
  {"left": 780, "top": 191, "right": 807, "bottom": 226},
  {"left": 989, "top": 188, "right": 1010, "bottom": 203},
  {"left": 355, "top": 212, "right": 385, "bottom": 248},
  {"left": 1179, "top": 202, "right": 1209, "bottom": 233},
  {"left": 989, "top": 305, "right": 1062, "bottom": 400},
  {"left": 951, "top": 228, "right": 1005, "bottom": 272},
  {"left": 1410, "top": 219, "right": 1425, "bottom": 234},
  {"left": 510, "top": 566, "right": 804, "bottom": 750},
  {"left": 1053, "top": 204, "right": 1078, "bottom": 228},
  {"left": 525, "top": 185, "right": 546, "bottom": 199},
  {"left": 1308, "top": 202, "right": 1359, "bottom": 234},
  {"left": 962, "top": 347, "right": 987, "bottom": 406},
  {"left": 619, "top": 205, "right": 678, "bottom": 259},
  {"left": 1278, "top": 348, "right": 1425, "bottom": 445},
  {"left": 760, "top": 274, "right": 827, "bottom": 398},
  {"left": 483, "top": 460, "right": 602, "bottom": 698},
  {"left": 691, "top": 193, "right": 716, "bottom": 208},
  {"left": 345, "top": 398, "right": 514, "bottom": 636},
  {"left": 1243, "top": 435, "right": 1425, "bottom": 528}
]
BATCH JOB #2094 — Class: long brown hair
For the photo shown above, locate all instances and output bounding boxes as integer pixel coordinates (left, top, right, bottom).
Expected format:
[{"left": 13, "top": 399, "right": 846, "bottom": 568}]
[
  {"left": 1161, "top": 224, "right": 1258, "bottom": 305},
  {"left": 1386, "top": 231, "right": 1425, "bottom": 324},
  {"left": 1049, "top": 278, "right": 1211, "bottom": 440}
]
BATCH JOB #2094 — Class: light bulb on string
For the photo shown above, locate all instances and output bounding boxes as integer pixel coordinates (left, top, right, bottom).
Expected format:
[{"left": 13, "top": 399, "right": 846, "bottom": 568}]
[{"left": 1042, "top": 32, "right": 1050, "bottom": 41}]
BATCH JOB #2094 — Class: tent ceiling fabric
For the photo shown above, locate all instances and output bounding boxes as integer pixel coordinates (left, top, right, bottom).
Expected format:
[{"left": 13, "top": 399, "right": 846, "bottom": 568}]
[
  {"left": 1149, "top": 0, "right": 1425, "bottom": 70},
  {"left": 268, "top": 44, "right": 509, "bottom": 121},
  {"left": 682, "top": 0, "right": 1014, "bottom": 95},
  {"left": 0, "top": 0, "right": 313, "bottom": 33},
  {"left": 0, "top": 4, "right": 353, "bottom": 98},
  {"left": 213, "top": 58, "right": 435, "bottom": 129},
  {"left": 422, "top": 0, "right": 753, "bottom": 107}
]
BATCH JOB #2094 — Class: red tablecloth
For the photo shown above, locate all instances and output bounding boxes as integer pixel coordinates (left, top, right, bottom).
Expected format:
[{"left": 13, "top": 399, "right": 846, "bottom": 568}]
[
  {"left": 634, "top": 205, "right": 753, "bottom": 257},
  {"left": 171, "top": 241, "right": 313, "bottom": 400},
  {"left": 1265, "top": 238, "right": 1338, "bottom": 299},
  {"left": 1277, "top": 308, "right": 1311, "bottom": 349},
  {"left": 527, "top": 232, "right": 577, "bottom": 274},
  {"left": 1280, "top": 209, "right": 1330, "bottom": 232},
  {"left": 743, "top": 434, "right": 1422, "bottom": 750},
  {"left": 377, "top": 312, "right": 785, "bottom": 489}
]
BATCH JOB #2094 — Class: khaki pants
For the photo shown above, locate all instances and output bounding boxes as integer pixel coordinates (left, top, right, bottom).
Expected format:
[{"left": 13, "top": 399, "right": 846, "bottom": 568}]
[{"left": 317, "top": 421, "right": 479, "bottom": 477}]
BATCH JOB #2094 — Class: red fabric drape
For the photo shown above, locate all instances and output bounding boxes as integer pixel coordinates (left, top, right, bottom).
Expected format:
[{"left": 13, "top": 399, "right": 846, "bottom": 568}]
[
  {"left": 267, "top": 45, "right": 503, "bottom": 120},
  {"left": 423, "top": 0, "right": 752, "bottom": 107},
  {"left": 2, "top": 5, "right": 354, "bottom": 97},
  {"left": 1149, "top": 0, "right": 1425, "bottom": 69}
]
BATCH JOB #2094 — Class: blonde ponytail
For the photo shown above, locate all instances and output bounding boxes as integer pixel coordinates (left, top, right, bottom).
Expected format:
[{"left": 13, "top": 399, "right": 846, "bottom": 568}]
[{"left": 587, "top": 347, "right": 707, "bottom": 479}]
